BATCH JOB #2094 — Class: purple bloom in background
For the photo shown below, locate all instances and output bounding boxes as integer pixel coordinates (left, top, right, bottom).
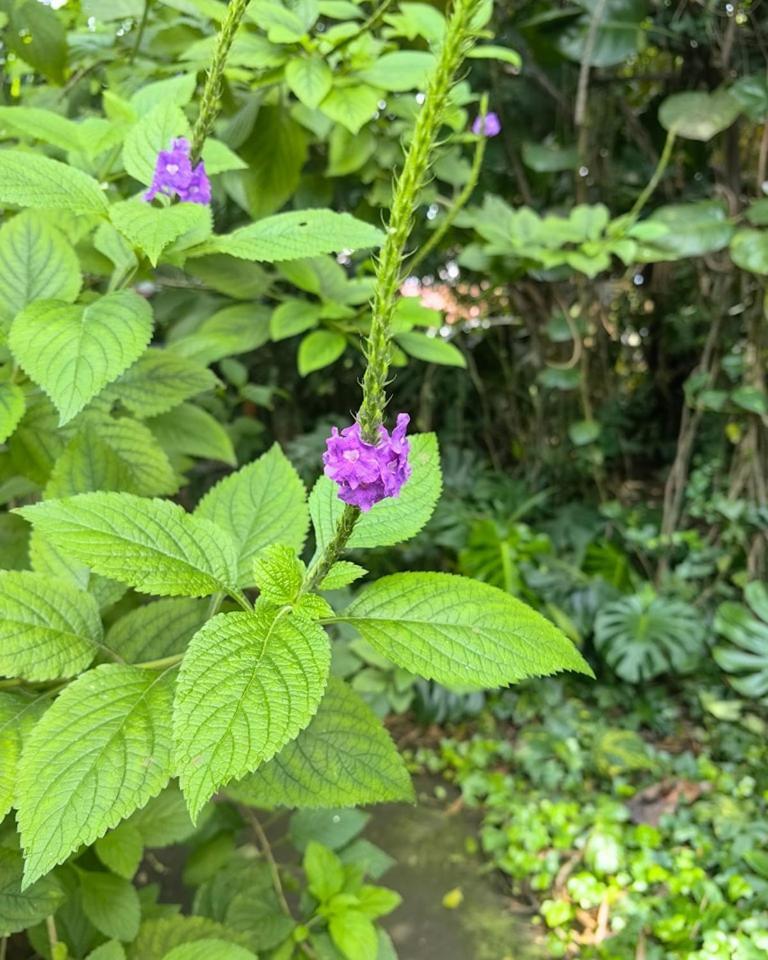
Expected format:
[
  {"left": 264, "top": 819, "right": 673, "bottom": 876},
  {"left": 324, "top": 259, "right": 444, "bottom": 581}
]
[
  {"left": 144, "top": 137, "right": 211, "bottom": 205},
  {"left": 323, "top": 414, "right": 412, "bottom": 512},
  {"left": 472, "top": 112, "right": 501, "bottom": 137}
]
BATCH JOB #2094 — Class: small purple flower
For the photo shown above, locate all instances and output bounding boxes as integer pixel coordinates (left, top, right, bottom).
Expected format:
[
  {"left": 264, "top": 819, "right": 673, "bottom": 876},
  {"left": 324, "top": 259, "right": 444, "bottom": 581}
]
[
  {"left": 472, "top": 112, "right": 501, "bottom": 138},
  {"left": 323, "top": 414, "right": 412, "bottom": 512},
  {"left": 144, "top": 137, "right": 211, "bottom": 205}
]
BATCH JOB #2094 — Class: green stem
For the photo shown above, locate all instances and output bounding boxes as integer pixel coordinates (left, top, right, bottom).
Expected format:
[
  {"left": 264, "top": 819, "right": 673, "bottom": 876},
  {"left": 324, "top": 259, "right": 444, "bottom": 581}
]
[
  {"left": 328, "top": 0, "right": 394, "bottom": 54},
  {"left": 357, "top": 0, "right": 483, "bottom": 443},
  {"left": 406, "top": 95, "right": 490, "bottom": 276},
  {"left": 301, "top": 0, "right": 482, "bottom": 588},
  {"left": 629, "top": 128, "right": 676, "bottom": 222},
  {"left": 130, "top": 0, "right": 154, "bottom": 63},
  {"left": 191, "top": 0, "right": 251, "bottom": 161},
  {"left": 136, "top": 653, "right": 184, "bottom": 671}
]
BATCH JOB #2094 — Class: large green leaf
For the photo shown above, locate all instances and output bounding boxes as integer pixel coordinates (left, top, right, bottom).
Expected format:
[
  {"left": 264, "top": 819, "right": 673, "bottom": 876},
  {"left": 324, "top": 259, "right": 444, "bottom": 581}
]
[
  {"left": 309, "top": 433, "right": 441, "bottom": 552},
  {"left": 340, "top": 572, "right": 593, "bottom": 687},
  {"left": 110, "top": 200, "right": 213, "bottom": 267},
  {"left": 17, "top": 664, "right": 175, "bottom": 887},
  {"left": 298, "top": 330, "right": 346, "bottom": 375},
  {"left": 730, "top": 229, "right": 768, "bottom": 275},
  {"left": 128, "top": 916, "right": 251, "bottom": 960},
  {"left": 0, "top": 848, "right": 65, "bottom": 936},
  {"left": 319, "top": 84, "right": 381, "bottom": 134},
  {"left": 16, "top": 492, "right": 239, "bottom": 598},
  {"left": 645, "top": 201, "right": 734, "bottom": 259},
  {"left": 594, "top": 591, "right": 705, "bottom": 682},
  {"left": 197, "top": 210, "right": 383, "bottom": 262},
  {"left": 162, "top": 944, "right": 258, "bottom": 960},
  {"left": 173, "top": 606, "right": 331, "bottom": 820},
  {"left": 195, "top": 445, "right": 309, "bottom": 586},
  {"left": 0, "top": 150, "right": 107, "bottom": 212},
  {"left": 0, "top": 570, "right": 101, "bottom": 681},
  {"left": 80, "top": 870, "right": 141, "bottom": 942},
  {"left": 122, "top": 101, "right": 189, "bottom": 185},
  {"left": 714, "top": 583, "right": 768, "bottom": 698},
  {"left": 228, "top": 677, "right": 413, "bottom": 808},
  {"left": 106, "top": 598, "right": 208, "bottom": 664},
  {"left": 0, "top": 105, "right": 84, "bottom": 152},
  {"left": 148, "top": 402, "right": 236, "bottom": 466},
  {"left": 0, "top": 383, "right": 26, "bottom": 444},
  {"left": 357, "top": 51, "right": 435, "bottom": 91},
  {"left": 109, "top": 349, "right": 218, "bottom": 418},
  {"left": 0, "top": 211, "right": 81, "bottom": 329},
  {"left": 0, "top": 691, "right": 46, "bottom": 820},
  {"left": 45, "top": 417, "right": 179, "bottom": 498},
  {"left": 9, "top": 291, "right": 154, "bottom": 425}
]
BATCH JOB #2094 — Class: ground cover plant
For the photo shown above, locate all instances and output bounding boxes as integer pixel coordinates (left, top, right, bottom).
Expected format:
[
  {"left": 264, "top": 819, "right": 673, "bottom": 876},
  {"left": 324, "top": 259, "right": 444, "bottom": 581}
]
[{"left": 0, "top": 0, "right": 767, "bottom": 958}]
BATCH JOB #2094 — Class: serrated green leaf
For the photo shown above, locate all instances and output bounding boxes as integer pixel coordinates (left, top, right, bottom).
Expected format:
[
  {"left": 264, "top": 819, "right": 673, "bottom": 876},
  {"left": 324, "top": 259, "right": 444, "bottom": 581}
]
[
  {"left": 173, "top": 606, "right": 331, "bottom": 820},
  {"left": 95, "top": 823, "right": 144, "bottom": 879},
  {"left": 45, "top": 417, "right": 179, "bottom": 498},
  {"left": 80, "top": 870, "right": 141, "bottom": 941},
  {"left": 122, "top": 102, "right": 190, "bottom": 185},
  {"left": 0, "top": 691, "right": 46, "bottom": 819},
  {"left": 0, "top": 570, "right": 101, "bottom": 681},
  {"left": 29, "top": 528, "right": 125, "bottom": 613},
  {"left": 0, "top": 848, "right": 65, "bottom": 936},
  {"left": 109, "top": 349, "right": 218, "bottom": 418},
  {"left": 329, "top": 909, "right": 378, "bottom": 960},
  {"left": 197, "top": 210, "right": 383, "bottom": 262},
  {"left": 128, "top": 917, "right": 251, "bottom": 960},
  {"left": 148, "top": 402, "right": 236, "bottom": 466},
  {"left": 228, "top": 677, "right": 413, "bottom": 808},
  {"left": 298, "top": 330, "right": 346, "bottom": 375},
  {"left": 130, "top": 75, "right": 197, "bottom": 115},
  {"left": 162, "top": 943, "right": 258, "bottom": 960},
  {"left": 0, "top": 150, "right": 107, "bottom": 213},
  {"left": 106, "top": 598, "right": 208, "bottom": 664},
  {"left": 0, "top": 105, "right": 84, "bottom": 152},
  {"left": 0, "top": 382, "right": 26, "bottom": 444},
  {"left": 110, "top": 200, "right": 213, "bottom": 267},
  {"left": 125, "top": 785, "right": 198, "bottom": 848},
  {"left": 319, "top": 561, "right": 367, "bottom": 590},
  {"left": 17, "top": 664, "right": 175, "bottom": 887},
  {"left": 16, "top": 492, "right": 239, "bottom": 598},
  {"left": 340, "top": 572, "right": 593, "bottom": 688},
  {"left": 9, "top": 291, "right": 154, "bottom": 425},
  {"left": 253, "top": 544, "right": 305, "bottom": 604},
  {"left": 0, "top": 211, "right": 82, "bottom": 329},
  {"left": 310, "top": 433, "right": 441, "bottom": 552},
  {"left": 286, "top": 56, "right": 334, "bottom": 108},
  {"left": 195, "top": 445, "right": 309, "bottom": 586}
]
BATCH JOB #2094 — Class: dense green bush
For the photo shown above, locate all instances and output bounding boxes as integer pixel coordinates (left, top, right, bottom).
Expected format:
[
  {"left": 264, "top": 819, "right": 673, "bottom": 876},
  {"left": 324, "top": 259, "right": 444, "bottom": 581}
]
[{"left": 0, "top": 0, "right": 766, "bottom": 957}]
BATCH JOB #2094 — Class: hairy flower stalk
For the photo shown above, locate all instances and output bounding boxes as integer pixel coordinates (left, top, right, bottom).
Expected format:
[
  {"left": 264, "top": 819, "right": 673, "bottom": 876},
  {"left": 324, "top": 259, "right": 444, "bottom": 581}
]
[
  {"left": 304, "top": 0, "right": 483, "bottom": 591},
  {"left": 190, "top": 0, "right": 251, "bottom": 161}
]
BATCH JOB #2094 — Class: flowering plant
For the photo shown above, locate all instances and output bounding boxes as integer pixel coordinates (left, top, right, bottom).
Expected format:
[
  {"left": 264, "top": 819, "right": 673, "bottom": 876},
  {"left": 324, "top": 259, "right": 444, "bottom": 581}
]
[{"left": 0, "top": 0, "right": 589, "bottom": 957}]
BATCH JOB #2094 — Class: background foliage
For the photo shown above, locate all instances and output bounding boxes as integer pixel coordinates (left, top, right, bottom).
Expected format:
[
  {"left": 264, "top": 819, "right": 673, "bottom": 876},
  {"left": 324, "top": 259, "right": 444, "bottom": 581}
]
[{"left": 0, "top": 0, "right": 767, "bottom": 958}]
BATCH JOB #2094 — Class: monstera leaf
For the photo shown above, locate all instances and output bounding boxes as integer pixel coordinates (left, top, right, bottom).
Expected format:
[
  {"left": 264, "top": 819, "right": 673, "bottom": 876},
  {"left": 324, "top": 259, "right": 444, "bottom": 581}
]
[
  {"left": 594, "top": 590, "right": 705, "bottom": 682},
  {"left": 714, "top": 583, "right": 768, "bottom": 698}
]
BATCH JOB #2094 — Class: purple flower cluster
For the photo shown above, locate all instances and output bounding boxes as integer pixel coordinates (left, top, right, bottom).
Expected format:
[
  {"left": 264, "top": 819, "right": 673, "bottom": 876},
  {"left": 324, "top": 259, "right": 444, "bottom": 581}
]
[
  {"left": 472, "top": 112, "right": 501, "bottom": 137},
  {"left": 323, "top": 414, "right": 412, "bottom": 512},
  {"left": 144, "top": 137, "right": 211, "bottom": 205}
]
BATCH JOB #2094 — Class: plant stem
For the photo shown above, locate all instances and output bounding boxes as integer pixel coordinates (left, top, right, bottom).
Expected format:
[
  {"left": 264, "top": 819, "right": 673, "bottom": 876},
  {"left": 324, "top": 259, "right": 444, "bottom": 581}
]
[
  {"left": 357, "top": 0, "right": 483, "bottom": 444},
  {"left": 136, "top": 653, "right": 184, "bottom": 671},
  {"left": 300, "top": 0, "right": 483, "bottom": 588},
  {"left": 46, "top": 916, "right": 58, "bottom": 950},
  {"left": 240, "top": 806, "right": 293, "bottom": 918},
  {"left": 406, "top": 95, "right": 490, "bottom": 276},
  {"left": 130, "top": 0, "right": 153, "bottom": 63},
  {"left": 191, "top": 0, "right": 251, "bottom": 161},
  {"left": 629, "top": 128, "right": 676, "bottom": 221}
]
